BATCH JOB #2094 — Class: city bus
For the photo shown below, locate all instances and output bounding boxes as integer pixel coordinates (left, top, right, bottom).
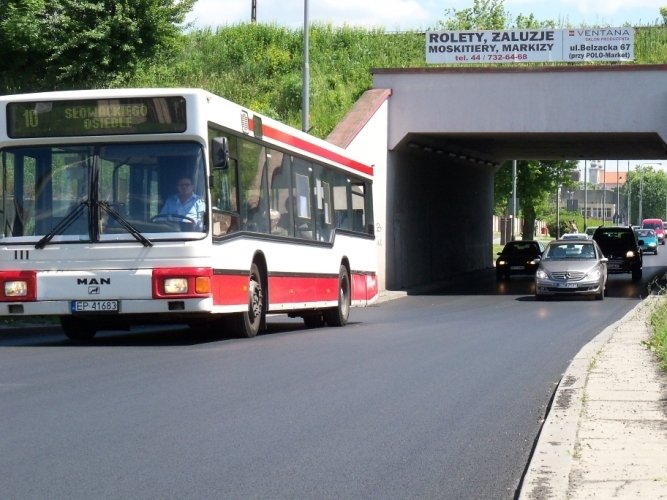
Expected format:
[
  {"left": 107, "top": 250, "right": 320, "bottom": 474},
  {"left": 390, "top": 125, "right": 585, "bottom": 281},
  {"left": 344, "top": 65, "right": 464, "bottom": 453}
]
[{"left": 0, "top": 88, "right": 377, "bottom": 340}]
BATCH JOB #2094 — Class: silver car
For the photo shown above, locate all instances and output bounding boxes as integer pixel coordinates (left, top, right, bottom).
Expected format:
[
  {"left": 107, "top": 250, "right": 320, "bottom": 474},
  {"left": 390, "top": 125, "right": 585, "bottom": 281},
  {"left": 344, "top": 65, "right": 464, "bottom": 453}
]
[{"left": 535, "top": 239, "right": 607, "bottom": 300}]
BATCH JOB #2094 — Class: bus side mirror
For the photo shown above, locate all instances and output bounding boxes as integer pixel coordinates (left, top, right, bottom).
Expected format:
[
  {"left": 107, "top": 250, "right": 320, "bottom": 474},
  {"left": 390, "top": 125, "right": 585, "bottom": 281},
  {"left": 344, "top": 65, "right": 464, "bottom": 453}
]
[{"left": 212, "top": 137, "right": 229, "bottom": 169}]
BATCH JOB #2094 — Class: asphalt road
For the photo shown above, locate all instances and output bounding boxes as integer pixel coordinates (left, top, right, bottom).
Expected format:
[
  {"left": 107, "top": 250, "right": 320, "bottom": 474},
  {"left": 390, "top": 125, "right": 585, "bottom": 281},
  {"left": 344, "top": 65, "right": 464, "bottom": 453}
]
[{"left": 0, "top": 254, "right": 663, "bottom": 499}]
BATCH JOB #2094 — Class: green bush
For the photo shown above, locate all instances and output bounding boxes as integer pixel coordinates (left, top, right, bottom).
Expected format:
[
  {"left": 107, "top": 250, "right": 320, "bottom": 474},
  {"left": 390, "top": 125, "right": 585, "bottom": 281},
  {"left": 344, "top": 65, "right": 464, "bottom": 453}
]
[
  {"left": 126, "top": 23, "right": 425, "bottom": 138},
  {"left": 649, "top": 297, "right": 667, "bottom": 371}
]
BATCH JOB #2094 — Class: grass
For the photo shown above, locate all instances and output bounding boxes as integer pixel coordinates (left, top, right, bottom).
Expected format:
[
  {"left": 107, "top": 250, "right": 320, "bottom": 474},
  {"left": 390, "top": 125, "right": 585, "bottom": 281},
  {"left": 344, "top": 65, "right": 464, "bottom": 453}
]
[
  {"left": 649, "top": 297, "right": 667, "bottom": 371},
  {"left": 0, "top": 316, "right": 59, "bottom": 328}
]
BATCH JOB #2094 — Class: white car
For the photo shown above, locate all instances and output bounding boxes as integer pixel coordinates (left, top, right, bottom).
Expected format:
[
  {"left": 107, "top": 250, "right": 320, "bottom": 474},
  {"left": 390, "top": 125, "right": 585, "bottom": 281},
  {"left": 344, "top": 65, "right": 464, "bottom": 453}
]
[{"left": 561, "top": 233, "right": 588, "bottom": 240}]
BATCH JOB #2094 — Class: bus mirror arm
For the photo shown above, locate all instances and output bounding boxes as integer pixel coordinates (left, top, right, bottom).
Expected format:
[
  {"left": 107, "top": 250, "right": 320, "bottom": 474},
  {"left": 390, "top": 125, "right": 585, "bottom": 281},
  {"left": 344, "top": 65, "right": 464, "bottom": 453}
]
[{"left": 212, "top": 137, "right": 229, "bottom": 169}]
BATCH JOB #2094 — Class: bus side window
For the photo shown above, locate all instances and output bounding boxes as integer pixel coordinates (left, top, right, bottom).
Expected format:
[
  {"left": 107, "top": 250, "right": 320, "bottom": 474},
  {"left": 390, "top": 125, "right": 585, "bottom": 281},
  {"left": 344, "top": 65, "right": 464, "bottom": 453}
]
[
  {"left": 351, "top": 181, "right": 373, "bottom": 234},
  {"left": 294, "top": 170, "right": 314, "bottom": 240},
  {"left": 332, "top": 171, "right": 350, "bottom": 231},
  {"left": 238, "top": 139, "right": 269, "bottom": 234},
  {"left": 268, "top": 149, "right": 293, "bottom": 237},
  {"left": 314, "top": 175, "right": 333, "bottom": 242}
]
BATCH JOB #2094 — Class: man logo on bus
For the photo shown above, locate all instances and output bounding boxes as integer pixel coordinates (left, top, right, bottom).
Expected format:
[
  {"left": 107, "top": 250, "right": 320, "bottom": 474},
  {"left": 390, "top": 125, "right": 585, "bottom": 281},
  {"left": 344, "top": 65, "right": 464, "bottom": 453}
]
[{"left": 77, "top": 278, "right": 111, "bottom": 285}]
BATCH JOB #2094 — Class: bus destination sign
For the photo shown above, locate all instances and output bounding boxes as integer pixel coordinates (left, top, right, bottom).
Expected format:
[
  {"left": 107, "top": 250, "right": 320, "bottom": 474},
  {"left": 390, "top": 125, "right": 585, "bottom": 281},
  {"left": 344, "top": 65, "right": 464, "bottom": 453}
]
[{"left": 7, "top": 96, "right": 187, "bottom": 138}]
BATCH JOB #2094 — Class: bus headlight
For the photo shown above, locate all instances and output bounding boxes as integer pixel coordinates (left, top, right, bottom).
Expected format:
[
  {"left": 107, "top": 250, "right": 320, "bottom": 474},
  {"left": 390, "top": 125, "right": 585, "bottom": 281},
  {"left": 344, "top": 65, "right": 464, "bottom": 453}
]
[
  {"left": 152, "top": 268, "right": 212, "bottom": 299},
  {"left": 4, "top": 280, "right": 28, "bottom": 297},
  {"left": 0, "top": 271, "right": 36, "bottom": 301},
  {"left": 164, "top": 278, "right": 188, "bottom": 294}
]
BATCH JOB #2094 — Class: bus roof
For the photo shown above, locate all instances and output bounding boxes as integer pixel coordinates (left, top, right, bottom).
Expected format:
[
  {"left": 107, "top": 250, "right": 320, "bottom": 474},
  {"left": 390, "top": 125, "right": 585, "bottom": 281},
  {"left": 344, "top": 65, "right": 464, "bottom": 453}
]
[{"left": 0, "top": 88, "right": 374, "bottom": 179}]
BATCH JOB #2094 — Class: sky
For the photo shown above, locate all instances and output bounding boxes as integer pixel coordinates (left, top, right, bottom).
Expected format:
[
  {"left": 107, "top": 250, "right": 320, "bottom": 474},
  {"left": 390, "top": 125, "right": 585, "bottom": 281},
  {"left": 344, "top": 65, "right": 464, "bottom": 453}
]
[{"left": 185, "top": 0, "right": 667, "bottom": 32}]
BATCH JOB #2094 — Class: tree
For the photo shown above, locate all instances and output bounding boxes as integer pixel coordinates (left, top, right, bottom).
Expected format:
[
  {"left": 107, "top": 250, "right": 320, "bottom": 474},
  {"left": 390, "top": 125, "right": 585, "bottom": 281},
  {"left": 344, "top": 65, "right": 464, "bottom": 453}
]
[
  {"left": 0, "top": 0, "right": 195, "bottom": 93},
  {"left": 438, "top": 0, "right": 555, "bottom": 31},
  {"left": 495, "top": 159, "right": 579, "bottom": 239},
  {"left": 438, "top": 0, "right": 508, "bottom": 30},
  {"left": 625, "top": 166, "right": 667, "bottom": 224}
]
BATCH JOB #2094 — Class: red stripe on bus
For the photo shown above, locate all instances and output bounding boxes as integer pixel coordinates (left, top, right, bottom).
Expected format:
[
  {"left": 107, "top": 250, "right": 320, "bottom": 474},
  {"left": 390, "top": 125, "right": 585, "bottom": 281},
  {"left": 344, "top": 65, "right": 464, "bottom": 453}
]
[
  {"left": 268, "top": 275, "right": 339, "bottom": 303},
  {"left": 353, "top": 272, "right": 378, "bottom": 301},
  {"left": 211, "top": 273, "right": 248, "bottom": 306},
  {"left": 211, "top": 272, "right": 377, "bottom": 306},
  {"left": 250, "top": 119, "right": 373, "bottom": 177}
]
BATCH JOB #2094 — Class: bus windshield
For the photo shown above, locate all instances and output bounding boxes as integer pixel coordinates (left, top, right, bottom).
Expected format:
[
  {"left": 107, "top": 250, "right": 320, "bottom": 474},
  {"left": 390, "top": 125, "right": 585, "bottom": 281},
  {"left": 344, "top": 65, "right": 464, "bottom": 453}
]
[{"left": 0, "top": 142, "right": 207, "bottom": 245}]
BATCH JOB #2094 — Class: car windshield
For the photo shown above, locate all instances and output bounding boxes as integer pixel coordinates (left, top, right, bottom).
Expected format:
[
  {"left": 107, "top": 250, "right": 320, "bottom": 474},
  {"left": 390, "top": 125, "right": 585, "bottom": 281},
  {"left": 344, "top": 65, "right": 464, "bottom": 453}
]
[
  {"left": 636, "top": 229, "right": 654, "bottom": 237},
  {"left": 545, "top": 242, "right": 596, "bottom": 260},
  {"left": 594, "top": 230, "right": 635, "bottom": 251},
  {"left": 502, "top": 242, "right": 539, "bottom": 254}
]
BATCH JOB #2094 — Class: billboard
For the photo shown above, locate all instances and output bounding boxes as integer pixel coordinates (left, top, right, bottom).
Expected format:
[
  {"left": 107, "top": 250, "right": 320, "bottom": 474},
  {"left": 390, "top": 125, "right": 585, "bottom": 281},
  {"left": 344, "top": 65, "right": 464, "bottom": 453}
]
[{"left": 426, "top": 28, "right": 634, "bottom": 64}]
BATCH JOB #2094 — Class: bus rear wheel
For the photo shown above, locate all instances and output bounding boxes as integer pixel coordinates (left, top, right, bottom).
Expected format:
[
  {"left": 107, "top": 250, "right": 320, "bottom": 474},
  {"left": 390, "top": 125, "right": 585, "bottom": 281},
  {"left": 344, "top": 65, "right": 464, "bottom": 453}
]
[
  {"left": 231, "top": 263, "right": 264, "bottom": 338},
  {"left": 324, "top": 265, "right": 350, "bottom": 327},
  {"left": 61, "top": 317, "right": 97, "bottom": 342}
]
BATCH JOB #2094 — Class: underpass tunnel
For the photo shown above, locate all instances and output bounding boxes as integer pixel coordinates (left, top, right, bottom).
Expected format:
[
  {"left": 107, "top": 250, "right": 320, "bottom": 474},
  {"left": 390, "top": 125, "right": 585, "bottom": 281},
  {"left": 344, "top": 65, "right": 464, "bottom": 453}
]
[
  {"left": 348, "top": 65, "right": 667, "bottom": 292},
  {"left": 383, "top": 131, "right": 667, "bottom": 291},
  {"left": 385, "top": 135, "right": 498, "bottom": 291}
]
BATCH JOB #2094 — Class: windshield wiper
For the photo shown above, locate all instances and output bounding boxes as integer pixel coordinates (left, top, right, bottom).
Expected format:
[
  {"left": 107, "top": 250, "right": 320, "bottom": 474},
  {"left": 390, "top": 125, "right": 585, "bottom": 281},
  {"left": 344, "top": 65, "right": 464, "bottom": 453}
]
[
  {"left": 35, "top": 201, "right": 88, "bottom": 249},
  {"left": 99, "top": 202, "right": 152, "bottom": 247}
]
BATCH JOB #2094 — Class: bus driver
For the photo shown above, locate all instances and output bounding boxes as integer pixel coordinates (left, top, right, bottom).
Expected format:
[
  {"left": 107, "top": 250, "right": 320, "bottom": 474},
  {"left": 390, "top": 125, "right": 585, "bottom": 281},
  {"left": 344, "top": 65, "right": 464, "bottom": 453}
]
[{"left": 159, "top": 176, "right": 206, "bottom": 229}]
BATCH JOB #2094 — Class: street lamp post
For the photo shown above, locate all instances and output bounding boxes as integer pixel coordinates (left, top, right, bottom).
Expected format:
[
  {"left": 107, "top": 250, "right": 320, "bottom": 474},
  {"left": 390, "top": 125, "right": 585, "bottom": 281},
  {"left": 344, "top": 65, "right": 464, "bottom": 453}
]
[
  {"left": 302, "top": 0, "right": 309, "bottom": 133},
  {"left": 584, "top": 160, "right": 588, "bottom": 230},
  {"left": 556, "top": 184, "right": 561, "bottom": 238},
  {"left": 628, "top": 180, "right": 631, "bottom": 226},
  {"left": 638, "top": 173, "right": 643, "bottom": 224}
]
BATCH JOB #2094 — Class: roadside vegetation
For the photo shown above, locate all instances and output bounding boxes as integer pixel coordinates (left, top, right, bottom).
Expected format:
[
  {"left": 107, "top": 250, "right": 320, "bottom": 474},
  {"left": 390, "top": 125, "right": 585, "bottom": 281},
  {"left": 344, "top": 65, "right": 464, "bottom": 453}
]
[{"left": 650, "top": 299, "right": 667, "bottom": 370}]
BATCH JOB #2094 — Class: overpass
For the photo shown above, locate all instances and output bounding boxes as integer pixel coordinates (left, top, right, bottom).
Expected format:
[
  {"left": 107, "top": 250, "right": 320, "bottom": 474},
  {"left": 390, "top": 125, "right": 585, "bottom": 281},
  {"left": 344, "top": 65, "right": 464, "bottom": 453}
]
[{"left": 328, "top": 64, "right": 667, "bottom": 291}]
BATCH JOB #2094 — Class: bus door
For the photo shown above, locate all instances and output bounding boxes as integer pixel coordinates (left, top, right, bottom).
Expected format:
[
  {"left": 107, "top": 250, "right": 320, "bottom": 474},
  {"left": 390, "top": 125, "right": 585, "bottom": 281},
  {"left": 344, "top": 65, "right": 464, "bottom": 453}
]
[{"left": 291, "top": 157, "right": 315, "bottom": 240}]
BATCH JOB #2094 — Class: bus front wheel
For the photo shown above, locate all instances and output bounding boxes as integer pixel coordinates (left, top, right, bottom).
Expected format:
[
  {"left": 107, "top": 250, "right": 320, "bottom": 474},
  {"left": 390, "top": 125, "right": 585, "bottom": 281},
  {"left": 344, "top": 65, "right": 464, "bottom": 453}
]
[
  {"left": 324, "top": 265, "right": 350, "bottom": 327},
  {"left": 231, "top": 263, "right": 265, "bottom": 338}
]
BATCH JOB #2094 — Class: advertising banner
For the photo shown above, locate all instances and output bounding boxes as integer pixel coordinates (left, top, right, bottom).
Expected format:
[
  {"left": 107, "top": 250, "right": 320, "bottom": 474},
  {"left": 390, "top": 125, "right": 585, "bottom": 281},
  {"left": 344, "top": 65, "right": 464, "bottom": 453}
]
[{"left": 426, "top": 28, "right": 634, "bottom": 64}]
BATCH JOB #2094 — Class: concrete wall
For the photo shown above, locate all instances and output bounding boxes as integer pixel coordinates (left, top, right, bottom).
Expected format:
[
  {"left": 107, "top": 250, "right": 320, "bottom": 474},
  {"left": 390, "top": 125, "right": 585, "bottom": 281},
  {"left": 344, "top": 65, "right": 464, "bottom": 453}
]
[
  {"left": 342, "top": 98, "right": 390, "bottom": 291},
  {"left": 386, "top": 150, "right": 494, "bottom": 290},
  {"left": 374, "top": 66, "right": 667, "bottom": 152}
]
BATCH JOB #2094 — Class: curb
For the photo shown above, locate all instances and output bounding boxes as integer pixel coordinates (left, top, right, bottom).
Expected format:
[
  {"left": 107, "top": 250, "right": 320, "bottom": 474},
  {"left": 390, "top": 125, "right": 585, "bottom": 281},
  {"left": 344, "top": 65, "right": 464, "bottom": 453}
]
[{"left": 518, "top": 296, "right": 663, "bottom": 499}]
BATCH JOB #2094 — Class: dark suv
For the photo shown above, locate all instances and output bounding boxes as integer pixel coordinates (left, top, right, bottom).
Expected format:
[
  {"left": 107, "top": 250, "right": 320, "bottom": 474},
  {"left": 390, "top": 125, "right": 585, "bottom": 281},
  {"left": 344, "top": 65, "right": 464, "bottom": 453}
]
[{"left": 592, "top": 226, "right": 643, "bottom": 281}]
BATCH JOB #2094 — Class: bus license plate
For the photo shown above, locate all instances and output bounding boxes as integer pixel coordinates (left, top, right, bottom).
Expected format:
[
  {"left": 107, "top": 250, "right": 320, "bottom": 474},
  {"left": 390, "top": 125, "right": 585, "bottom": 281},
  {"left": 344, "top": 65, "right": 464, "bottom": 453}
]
[{"left": 71, "top": 300, "right": 119, "bottom": 313}]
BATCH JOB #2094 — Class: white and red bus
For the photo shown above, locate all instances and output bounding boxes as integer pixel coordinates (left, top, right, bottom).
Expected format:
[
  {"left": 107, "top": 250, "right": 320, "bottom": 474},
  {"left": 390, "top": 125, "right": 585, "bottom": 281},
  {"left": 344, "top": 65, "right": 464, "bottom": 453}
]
[{"left": 0, "top": 88, "right": 377, "bottom": 340}]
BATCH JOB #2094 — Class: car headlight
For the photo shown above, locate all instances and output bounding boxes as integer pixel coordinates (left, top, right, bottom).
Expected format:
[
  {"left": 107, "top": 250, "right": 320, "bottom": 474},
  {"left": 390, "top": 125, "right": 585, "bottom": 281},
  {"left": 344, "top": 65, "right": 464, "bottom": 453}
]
[
  {"left": 626, "top": 250, "right": 636, "bottom": 258},
  {"left": 536, "top": 269, "right": 548, "bottom": 279},
  {"left": 497, "top": 259, "right": 507, "bottom": 266},
  {"left": 586, "top": 269, "right": 601, "bottom": 280}
]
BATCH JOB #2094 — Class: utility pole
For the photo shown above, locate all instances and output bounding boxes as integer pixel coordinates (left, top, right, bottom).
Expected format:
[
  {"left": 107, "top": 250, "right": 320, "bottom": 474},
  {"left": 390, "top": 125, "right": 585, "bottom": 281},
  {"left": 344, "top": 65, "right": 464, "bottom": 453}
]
[
  {"left": 251, "top": 0, "right": 257, "bottom": 22},
  {"left": 302, "top": 0, "right": 310, "bottom": 132},
  {"left": 584, "top": 160, "right": 588, "bottom": 230},
  {"left": 602, "top": 160, "right": 606, "bottom": 225},
  {"left": 616, "top": 160, "right": 619, "bottom": 223},
  {"left": 510, "top": 160, "right": 516, "bottom": 241}
]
